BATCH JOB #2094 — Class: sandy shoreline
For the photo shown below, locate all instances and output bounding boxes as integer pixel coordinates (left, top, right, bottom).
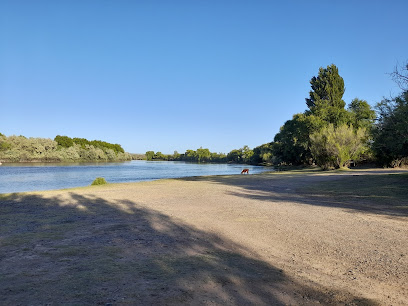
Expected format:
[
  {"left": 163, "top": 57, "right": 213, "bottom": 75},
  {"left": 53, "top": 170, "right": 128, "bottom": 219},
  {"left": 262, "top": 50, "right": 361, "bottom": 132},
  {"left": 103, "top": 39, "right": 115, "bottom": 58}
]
[{"left": 1, "top": 169, "right": 407, "bottom": 305}]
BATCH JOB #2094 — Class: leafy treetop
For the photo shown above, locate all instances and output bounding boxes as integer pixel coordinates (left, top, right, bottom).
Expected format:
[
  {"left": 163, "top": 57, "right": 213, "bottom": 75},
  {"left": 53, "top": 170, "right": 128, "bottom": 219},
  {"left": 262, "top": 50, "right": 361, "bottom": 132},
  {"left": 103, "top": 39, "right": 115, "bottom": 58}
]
[{"left": 306, "top": 64, "right": 347, "bottom": 125}]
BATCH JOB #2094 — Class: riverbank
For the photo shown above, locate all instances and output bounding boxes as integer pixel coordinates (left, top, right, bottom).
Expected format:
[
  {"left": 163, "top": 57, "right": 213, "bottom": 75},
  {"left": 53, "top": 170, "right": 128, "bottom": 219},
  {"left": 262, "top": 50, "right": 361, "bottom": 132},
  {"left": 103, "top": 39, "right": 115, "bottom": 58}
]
[{"left": 1, "top": 169, "right": 407, "bottom": 305}]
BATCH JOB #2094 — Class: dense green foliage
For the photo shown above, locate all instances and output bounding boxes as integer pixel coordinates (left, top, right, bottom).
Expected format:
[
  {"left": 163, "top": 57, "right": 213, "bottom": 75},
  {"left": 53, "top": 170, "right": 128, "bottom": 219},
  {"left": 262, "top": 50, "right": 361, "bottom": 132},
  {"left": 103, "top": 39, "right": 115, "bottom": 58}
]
[
  {"left": 371, "top": 62, "right": 408, "bottom": 167},
  {"left": 273, "top": 113, "right": 312, "bottom": 165},
  {"left": 145, "top": 151, "right": 155, "bottom": 161},
  {"left": 54, "top": 135, "right": 74, "bottom": 148},
  {"left": 310, "top": 124, "right": 368, "bottom": 169},
  {"left": 0, "top": 134, "right": 131, "bottom": 162},
  {"left": 226, "top": 146, "right": 253, "bottom": 164},
  {"left": 54, "top": 136, "right": 125, "bottom": 154},
  {"left": 306, "top": 64, "right": 349, "bottom": 125},
  {"left": 91, "top": 177, "right": 108, "bottom": 185},
  {"left": 250, "top": 143, "right": 274, "bottom": 164},
  {"left": 373, "top": 91, "right": 408, "bottom": 167},
  {"left": 347, "top": 98, "right": 376, "bottom": 130}
]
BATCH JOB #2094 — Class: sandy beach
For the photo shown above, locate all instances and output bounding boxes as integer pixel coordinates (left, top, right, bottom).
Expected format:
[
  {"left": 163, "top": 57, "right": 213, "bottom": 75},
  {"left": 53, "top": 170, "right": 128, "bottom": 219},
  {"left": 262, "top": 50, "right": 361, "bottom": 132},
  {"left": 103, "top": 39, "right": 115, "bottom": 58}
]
[{"left": 1, "top": 169, "right": 407, "bottom": 305}]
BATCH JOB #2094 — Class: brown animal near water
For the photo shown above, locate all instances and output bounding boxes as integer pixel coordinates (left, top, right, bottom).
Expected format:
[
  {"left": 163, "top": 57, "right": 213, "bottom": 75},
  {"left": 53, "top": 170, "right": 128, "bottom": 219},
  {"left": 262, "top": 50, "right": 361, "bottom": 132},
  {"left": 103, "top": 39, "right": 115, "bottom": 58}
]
[{"left": 241, "top": 168, "right": 249, "bottom": 174}]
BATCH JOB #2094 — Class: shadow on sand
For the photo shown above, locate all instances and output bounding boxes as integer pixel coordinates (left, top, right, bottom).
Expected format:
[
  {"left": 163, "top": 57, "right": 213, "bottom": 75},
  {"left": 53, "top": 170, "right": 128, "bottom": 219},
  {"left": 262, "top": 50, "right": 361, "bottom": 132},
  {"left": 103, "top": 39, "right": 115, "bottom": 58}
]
[
  {"left": 0, "top": 191, "right": 376, "bottom": 305},
  {"left": 181, "top": 170, "right": 408, "bottom": 217}
]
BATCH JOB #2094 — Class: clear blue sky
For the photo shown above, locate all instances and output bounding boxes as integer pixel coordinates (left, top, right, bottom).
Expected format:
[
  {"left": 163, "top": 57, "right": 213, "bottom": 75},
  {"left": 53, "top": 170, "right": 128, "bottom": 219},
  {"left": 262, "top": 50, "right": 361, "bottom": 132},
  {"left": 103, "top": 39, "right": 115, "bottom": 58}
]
[{"left": 1, "top": 1, "right": 407, "bottom": 154}]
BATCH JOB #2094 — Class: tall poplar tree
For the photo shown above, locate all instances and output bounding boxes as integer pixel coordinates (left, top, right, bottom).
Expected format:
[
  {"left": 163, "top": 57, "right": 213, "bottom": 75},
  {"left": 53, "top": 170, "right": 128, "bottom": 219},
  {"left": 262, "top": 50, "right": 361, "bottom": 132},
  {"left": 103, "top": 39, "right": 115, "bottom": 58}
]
[{"left": 305, "top": 64, "right": 348, "bottom": 125}]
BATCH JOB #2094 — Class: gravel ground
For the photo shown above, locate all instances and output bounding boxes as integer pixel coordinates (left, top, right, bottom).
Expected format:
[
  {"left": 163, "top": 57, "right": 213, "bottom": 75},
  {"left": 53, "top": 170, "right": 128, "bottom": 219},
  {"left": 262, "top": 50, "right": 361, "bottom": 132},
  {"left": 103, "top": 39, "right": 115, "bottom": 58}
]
[{"left": 1, "top": 169, "right": 407, "bottom": 305}]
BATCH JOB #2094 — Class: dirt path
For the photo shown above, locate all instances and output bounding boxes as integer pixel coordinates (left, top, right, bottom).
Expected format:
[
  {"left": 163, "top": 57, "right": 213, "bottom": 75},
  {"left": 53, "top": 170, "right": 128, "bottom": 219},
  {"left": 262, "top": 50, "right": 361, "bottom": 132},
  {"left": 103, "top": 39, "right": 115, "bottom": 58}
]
[{"left": 1, "top": 170, "right": 407, "bottom": 305}]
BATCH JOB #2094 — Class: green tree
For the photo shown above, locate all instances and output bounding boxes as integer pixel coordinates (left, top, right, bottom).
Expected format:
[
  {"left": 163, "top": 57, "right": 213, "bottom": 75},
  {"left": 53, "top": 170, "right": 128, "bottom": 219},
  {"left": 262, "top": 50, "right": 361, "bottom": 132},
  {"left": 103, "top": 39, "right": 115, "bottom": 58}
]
[
  {"left": 211, "top": 152, "right": 227, "bottom": 163},
  {"left": 373, "top": 62, "right": 408, "bottom": 167},
  {"left": 227, "top": 149, "right": 242, "bottom": 163},
  {"left": 172, "top": 151, "right": 181, "bottom": 161},
  {"left": 251, "top": 143, "right": 274, "bottom": 164},
  {"left": 310, "top": 124, "right": 368, "bottom": 169},
  {"left": 306, "top": 64, "right": 348, "bottom": 125},
  {"left": 196, "top": 147, "right": 211, "bottom": 163},
  {"left": 373, "top": 91, "right": 408, "bottom": 167},
  {"left": 184, "top": 149, "right": 197, "bottom": 162},
  {"left": 154, "top": 152, "right": 166, "bottom": 160},
  {"left": 240, "top": 145, "right": 254, "bottom": 163},
  {"left": 145, "top": 151, "right": 155, "bottom": 161},
  {"left": 227, "top": 146, "right": 253, "bottom": 164},
  {"left": 347, "top": 98, "right": 376, "bottom": 130},
  {"left": 272, "top": 113, "right": 312, "bottom": 165}
]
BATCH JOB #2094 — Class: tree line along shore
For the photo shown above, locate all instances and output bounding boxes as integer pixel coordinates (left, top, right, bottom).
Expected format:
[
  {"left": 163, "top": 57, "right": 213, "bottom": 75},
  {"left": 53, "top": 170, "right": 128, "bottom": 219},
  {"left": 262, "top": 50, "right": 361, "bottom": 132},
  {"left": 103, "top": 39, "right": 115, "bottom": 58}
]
[
  {"left": 1, "top": 63, "right": 407, "bottom": 168},
  {"left": 146, "top": 63, "right": 408, "bottom": 169}
]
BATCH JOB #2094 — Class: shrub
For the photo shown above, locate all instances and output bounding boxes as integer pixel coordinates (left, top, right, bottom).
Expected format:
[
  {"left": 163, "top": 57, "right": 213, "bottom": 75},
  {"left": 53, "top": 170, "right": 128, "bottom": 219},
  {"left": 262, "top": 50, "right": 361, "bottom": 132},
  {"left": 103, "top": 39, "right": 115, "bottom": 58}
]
[
  {"left": 91, "top": 177, "right": 108, "bottom": 185},
  {"left": 310, "top": 124, "right": 368, "bottom": 169}
]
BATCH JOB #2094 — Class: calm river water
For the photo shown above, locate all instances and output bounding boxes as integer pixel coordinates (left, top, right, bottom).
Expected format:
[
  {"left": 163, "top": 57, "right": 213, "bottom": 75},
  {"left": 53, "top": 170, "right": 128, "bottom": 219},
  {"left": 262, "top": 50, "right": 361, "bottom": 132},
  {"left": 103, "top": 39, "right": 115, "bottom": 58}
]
[{"left": 0, "top": 160, "right": 269, "bottom": 194}]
